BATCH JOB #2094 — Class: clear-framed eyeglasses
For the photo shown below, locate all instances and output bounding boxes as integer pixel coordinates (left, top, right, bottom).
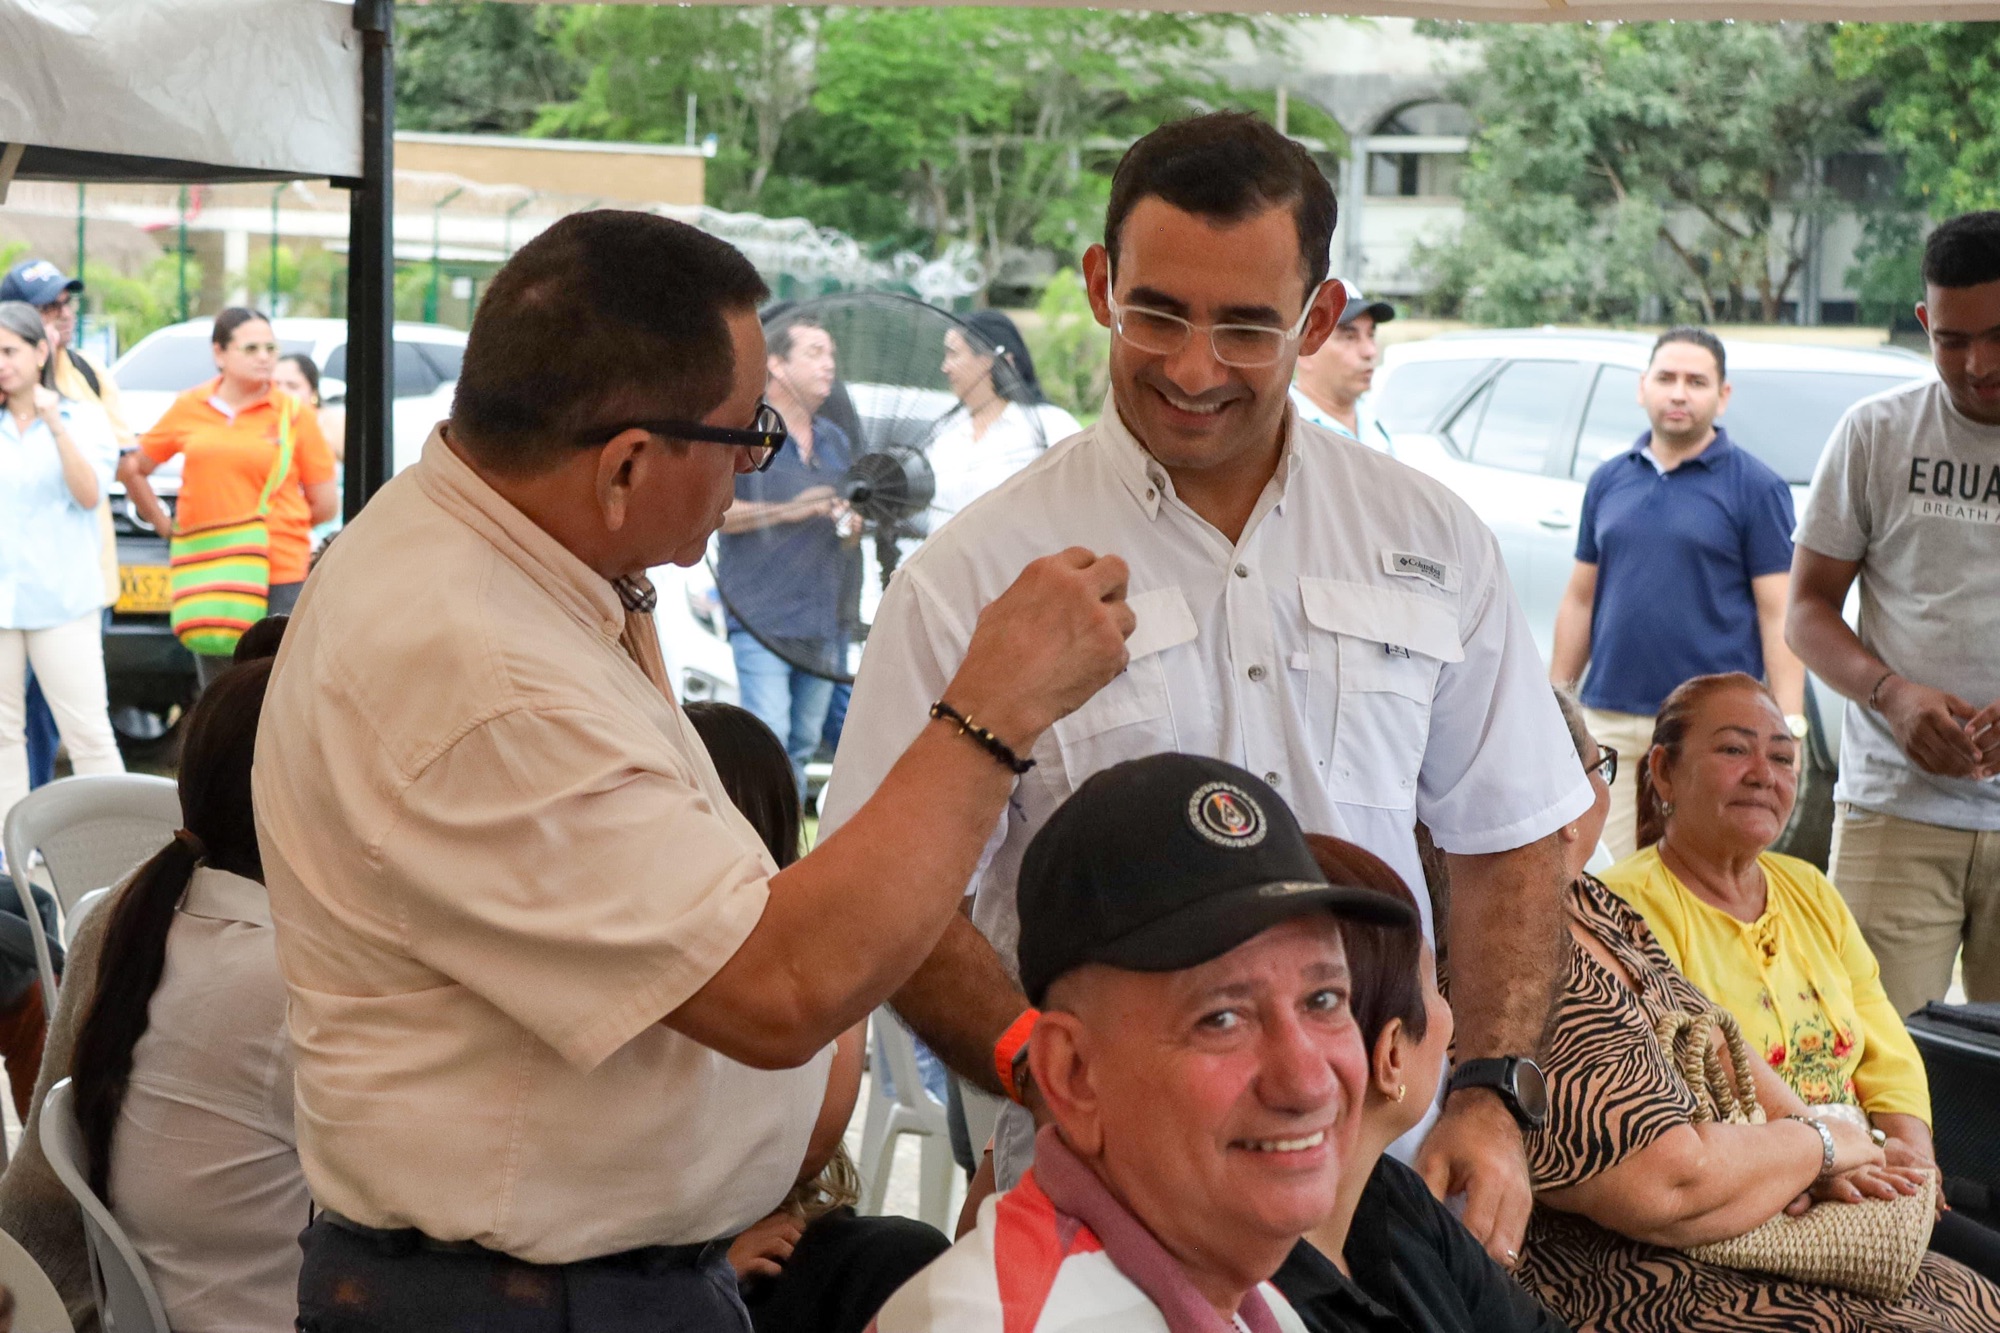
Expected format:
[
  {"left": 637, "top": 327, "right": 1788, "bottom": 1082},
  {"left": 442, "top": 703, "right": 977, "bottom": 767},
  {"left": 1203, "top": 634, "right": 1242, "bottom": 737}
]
[{"left": 1104, "top": 278, "right": 1323, "bottom": 369}]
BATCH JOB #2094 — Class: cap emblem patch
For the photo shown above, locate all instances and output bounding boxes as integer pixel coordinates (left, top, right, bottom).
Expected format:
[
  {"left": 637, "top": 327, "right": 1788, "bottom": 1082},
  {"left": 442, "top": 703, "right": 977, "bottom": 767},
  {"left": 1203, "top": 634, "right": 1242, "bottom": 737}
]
[{"left": 1188, "top": 782, "right": 1267, "bottom": 848}]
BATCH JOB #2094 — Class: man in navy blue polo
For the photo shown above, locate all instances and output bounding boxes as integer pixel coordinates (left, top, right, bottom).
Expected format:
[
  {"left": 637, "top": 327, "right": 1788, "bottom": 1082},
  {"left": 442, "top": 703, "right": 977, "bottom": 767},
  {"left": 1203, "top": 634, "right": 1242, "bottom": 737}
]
[
  {"left": 1551, "top": 327, "right": 1805, "bottom": 859},
  {"left": 715, "top": 315, "right": 855, "bottom": 797}
]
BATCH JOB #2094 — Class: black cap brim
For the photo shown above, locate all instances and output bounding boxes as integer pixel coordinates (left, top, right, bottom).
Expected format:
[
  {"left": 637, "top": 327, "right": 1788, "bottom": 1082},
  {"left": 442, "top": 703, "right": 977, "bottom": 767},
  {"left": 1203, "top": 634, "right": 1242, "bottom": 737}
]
[
  {"left": 1339, "top": 300, "right": 1396, "bottom": 327},
  {"left": 1069, "top": 879, "right": 1419, "bottom": 986}
]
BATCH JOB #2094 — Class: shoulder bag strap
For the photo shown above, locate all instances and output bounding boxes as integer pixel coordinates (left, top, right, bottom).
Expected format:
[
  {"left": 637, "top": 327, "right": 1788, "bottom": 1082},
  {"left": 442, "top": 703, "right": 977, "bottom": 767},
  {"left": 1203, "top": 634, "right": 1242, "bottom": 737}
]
[{"left": 252, "top": 400, "right": 298, "bottom": 519}]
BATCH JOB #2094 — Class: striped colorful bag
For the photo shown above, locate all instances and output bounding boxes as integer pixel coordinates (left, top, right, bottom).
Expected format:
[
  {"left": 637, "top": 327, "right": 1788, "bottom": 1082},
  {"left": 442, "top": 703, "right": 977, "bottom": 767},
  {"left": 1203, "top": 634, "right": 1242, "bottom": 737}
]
[{"left": 168, "top": 401, "right": 296, "bottom": 657}]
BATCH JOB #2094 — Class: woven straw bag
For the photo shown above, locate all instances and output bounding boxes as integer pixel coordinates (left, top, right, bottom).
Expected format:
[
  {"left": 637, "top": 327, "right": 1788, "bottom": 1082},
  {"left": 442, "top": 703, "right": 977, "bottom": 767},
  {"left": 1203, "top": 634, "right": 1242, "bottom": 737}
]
[{"left": 1655, "top": 1007, "right": 1934, "bottom": 1301}]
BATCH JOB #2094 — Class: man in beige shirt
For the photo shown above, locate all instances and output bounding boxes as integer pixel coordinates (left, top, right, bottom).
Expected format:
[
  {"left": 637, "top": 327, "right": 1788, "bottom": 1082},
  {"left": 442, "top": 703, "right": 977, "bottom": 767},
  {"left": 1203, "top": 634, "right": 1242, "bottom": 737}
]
[{"left": 255, "top": 211, "right": 1133, "bottom": 1333}]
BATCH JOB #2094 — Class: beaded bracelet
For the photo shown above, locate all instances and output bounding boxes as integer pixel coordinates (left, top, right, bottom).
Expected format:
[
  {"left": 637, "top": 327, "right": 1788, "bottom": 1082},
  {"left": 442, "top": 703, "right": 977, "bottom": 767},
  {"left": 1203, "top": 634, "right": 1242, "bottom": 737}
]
[
  {"left": 930, "top": 700, "right": 1035, "bottom": 776},
  {"left": 1868, "top": 670, "right": 1897, "bottom": 713}
]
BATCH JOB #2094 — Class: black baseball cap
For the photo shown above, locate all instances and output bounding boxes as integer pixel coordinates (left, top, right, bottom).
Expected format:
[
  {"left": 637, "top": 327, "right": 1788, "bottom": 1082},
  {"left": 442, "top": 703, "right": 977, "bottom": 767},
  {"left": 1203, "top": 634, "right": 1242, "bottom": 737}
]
[
  {"left": 0, "top": 260, "right": 83, "bottom": 307},
  {"left": 1016, "top": 754, "right": 1419, "bottom": 1005},
  {"left": 1335, "top": 278, "right": 1395, "bottom": 328}
]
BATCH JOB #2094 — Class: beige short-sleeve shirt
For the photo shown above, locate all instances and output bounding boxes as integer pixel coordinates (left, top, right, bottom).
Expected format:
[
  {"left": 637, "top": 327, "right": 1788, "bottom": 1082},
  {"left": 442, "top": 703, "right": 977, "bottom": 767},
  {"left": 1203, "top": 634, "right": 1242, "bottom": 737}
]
[{"left": 254, "top": 431, "right": 827, "bottom": 1263}]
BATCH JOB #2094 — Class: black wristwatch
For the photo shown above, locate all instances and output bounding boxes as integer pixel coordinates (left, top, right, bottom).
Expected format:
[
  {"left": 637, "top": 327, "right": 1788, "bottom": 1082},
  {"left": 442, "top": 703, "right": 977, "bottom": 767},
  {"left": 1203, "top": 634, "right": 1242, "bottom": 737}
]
[{"left": 1447, "top": 1056, "right": 1549, "bottom": 1132}]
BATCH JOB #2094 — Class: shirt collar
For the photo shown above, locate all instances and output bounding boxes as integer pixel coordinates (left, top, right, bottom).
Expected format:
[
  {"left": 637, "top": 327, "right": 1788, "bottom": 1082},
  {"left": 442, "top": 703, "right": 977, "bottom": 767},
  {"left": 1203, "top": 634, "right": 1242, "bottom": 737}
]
[
  {"left": 201, "top": 376, "right": 274, "bottom": 421},
  {"left": 415, "top": 428, "right": 628, "bottom": 642},
  {"left": 1632, "top": 426, "right": 1735, "bottom": 471},
  {"left": 1032, "top": 1125, "right": 1288, "bottom": 1333},
  {"left": 182, "top": 866, "right": 272, "bottom": 927},
  {"left": 1096, "top": 391, "right": 1304, "bottom": 526},
  {"left": 1272, "top": 1240, "right": 1400, "bottom": 1321}
]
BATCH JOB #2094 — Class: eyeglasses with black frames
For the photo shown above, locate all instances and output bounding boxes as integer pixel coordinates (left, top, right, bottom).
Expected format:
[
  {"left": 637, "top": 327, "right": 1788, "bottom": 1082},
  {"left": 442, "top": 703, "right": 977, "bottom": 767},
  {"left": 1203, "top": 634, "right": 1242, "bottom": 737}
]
[
  {"left": 1590, "top": 744, "right": 1619, "bottom": 788},
  {"left": 578, "top": 400, "right": 790, "bottom": 472}
]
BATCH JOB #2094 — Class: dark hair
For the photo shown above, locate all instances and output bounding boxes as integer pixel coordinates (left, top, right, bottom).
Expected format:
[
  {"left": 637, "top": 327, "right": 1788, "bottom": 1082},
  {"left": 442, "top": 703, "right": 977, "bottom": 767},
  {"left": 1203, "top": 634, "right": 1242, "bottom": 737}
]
[
  {"left": 1304, "top": 834, "right": 1428, "bottom": 1050},
  {"left": 211, "top": 306, "right": 270, "bottom": 350},
  {"left": 0, "top": 300, "right": 56, "bottom": 392},
  {"left": 278, "top": 351, "right": 321, "bottom": 400},
  {"left": 767, "top": 315, "right": 826, "bottom": 364},
  {"left": 684, "top": 702, "right": 802, "bottom": 869},
  {"left": 450, "top": 210, "right": 769, "bottom": 475},
  {"left": 1923, "top": 212, "right": 2000, "bottom": 290},
  {"left": 69, "top": 636, "right": 283, "bottom": 1201},
  {"left": 1634, "top": 671, "right": 1781, "bottom": 850},
  {"left": 1650, "top": 325, "right": 1726, "bottom": 382},
  {"left": 1105, "top": 112, "right": 1337, "bottom": 296},
  {"left": 961, "top": 310, "right": 1047, "bottom": 406}
]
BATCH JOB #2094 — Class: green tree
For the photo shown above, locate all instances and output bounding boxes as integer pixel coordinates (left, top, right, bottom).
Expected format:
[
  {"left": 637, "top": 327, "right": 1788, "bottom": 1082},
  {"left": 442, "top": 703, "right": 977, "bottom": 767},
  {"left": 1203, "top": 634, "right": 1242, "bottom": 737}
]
[
  {"left": 529, "top": 6, "right": 1320, "bottom": 288},
  {"left": 1833, "top": 23, "right": 2000, "bottom": 219},
  {"left": 398, "top": 3, "right": 581, "bottom": 135},
  {"left": 536, "top": 7, "right": 822, "bottom": 207},
  {"left": 1420, "top": 22, "right": 1868, "bottom": 325},
  {"left": 1024, "top": 269, "right": 1109, "bottom": 423}
]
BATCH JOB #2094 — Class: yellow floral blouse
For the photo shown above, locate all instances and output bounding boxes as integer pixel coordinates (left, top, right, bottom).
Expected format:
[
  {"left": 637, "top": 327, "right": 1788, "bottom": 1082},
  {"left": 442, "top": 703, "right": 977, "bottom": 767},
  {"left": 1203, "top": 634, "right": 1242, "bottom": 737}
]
[{"left": 1603, "top": 845, "right": 1930, "bottom": 1122}]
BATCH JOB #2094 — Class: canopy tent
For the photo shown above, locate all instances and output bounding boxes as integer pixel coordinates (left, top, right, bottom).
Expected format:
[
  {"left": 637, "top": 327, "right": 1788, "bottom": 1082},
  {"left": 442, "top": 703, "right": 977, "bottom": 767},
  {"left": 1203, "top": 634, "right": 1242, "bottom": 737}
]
[{"left": 0, "top": 0, "right": 1976, "bottom": 517}]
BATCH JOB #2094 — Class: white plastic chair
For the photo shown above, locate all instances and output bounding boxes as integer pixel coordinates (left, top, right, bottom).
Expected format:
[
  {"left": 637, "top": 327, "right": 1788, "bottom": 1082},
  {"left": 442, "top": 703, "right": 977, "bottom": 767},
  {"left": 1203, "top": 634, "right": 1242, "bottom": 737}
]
[
  {"left": 0, "top": 1224, "right": 76, "bottom": 1333},
  {"left": 856, "top": 1008, "right": 956, "bottom": 1230},
  {"left": 4, "top": 775, "right": 181, "bottom": 1021},
  {"left": 38, "top": 1080, "right": 170, "bottom": 1333}
]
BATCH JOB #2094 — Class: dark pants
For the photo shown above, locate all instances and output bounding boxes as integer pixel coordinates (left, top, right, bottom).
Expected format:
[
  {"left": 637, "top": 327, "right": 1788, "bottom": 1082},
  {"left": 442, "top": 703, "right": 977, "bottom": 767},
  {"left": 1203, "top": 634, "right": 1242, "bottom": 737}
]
[
  {"left": 24, "top": 670, "right": 58, "bottom": 788},
  {"left": 740, "top": 1208, "right": 948, "bottom": 1333},
  {"left": 296, "top": 1215, "right": 751, "bottom": 1333},
  {"left": 195, "top": 581, "right": 303, "bottom": 690},
  {"left": 1933, "top": 1208, "right": 2000, "bottom": 1286}
]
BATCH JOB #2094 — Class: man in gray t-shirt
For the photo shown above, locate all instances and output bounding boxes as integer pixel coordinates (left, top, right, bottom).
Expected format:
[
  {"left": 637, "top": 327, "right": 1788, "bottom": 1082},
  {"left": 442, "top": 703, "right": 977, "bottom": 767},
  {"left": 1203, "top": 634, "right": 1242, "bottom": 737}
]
[{"left": 1790, "top": 210, "right": 2000, "bottom": 1016}]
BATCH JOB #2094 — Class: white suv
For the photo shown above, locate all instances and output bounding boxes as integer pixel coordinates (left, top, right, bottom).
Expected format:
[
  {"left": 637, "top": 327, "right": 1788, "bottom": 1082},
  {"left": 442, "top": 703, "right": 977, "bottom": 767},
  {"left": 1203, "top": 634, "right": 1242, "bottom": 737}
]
[{"left": 1370, "top": 329, "right": 1934, "bottom": 861}]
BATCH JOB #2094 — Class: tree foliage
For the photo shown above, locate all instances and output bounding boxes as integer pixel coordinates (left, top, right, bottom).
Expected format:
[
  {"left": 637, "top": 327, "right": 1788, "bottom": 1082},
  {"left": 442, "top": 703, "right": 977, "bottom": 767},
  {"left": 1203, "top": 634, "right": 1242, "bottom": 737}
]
[
  {"left": 414, "top": 4, "right": 1326, "bottom": 290},
  {"left": 1419, "top": 22, "right": 1868, "bottom": 325},
  {"left": 1834, "top": 23, "right": 2000, "bottom": 219},
  {"left": 397, "top": 4, "right": 583, "bottom": 135}
]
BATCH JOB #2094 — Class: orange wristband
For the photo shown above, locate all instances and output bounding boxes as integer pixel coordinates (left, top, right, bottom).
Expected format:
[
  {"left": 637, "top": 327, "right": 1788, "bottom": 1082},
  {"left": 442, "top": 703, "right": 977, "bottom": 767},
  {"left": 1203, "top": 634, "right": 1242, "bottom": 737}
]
[{"left": 994, "top": 1008, "right": 1040, "bottom": 1105}]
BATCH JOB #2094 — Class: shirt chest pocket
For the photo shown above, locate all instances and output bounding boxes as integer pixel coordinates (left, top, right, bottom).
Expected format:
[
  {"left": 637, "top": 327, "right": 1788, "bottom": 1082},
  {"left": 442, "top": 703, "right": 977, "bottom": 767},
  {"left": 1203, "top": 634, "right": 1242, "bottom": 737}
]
[
  {"left": 1300, "top": 577, "right": 1462, "bottom": 810},
  {"left": 1047, "top": 586, "right": 1198, "bottom": 785}
]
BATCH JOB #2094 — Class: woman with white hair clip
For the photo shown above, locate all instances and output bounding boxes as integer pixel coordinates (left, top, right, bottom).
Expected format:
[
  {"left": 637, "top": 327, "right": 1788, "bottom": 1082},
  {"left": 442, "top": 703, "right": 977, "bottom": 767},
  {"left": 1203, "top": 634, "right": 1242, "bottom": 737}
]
[{"left": 0, "top": 299, "right": 123, "bottom": 830}]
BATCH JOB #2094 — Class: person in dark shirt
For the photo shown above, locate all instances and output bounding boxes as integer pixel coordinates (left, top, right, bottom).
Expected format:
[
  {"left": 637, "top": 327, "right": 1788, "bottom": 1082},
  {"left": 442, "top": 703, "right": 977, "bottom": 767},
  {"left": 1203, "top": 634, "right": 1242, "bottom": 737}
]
[
  {"left": 715, "top": 314, "right": 857, "bottom": 797},
  {"left": 685, "top": 701, "right": 951, "bottom": 1333},
  {"left": 1273, "top": 836, "right": 1572, "bottom": 1333}
]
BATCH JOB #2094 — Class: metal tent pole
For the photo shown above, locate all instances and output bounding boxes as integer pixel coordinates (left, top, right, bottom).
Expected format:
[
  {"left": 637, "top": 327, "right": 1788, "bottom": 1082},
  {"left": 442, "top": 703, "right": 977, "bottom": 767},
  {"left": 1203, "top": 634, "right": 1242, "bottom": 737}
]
[{"left": 343, "top": 0, "right": 395, "bottom": 523}]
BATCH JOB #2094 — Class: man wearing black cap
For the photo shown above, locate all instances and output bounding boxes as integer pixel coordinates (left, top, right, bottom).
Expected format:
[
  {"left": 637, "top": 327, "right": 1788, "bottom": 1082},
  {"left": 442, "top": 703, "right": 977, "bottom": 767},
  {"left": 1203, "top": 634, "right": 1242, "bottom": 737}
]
[
  {"left": 1291, "top": 278, "right": 1394, "bottom": 452},
  {"left": 875, "top": 754, "right": 1415, "bottom": 1332}
]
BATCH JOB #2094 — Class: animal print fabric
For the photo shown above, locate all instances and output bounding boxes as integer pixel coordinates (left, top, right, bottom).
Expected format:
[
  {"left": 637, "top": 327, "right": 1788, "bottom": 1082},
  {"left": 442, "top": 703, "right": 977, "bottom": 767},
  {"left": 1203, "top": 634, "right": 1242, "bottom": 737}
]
[{"left": 1516, "top": 875, "right": 2000, "bottom": 1332}]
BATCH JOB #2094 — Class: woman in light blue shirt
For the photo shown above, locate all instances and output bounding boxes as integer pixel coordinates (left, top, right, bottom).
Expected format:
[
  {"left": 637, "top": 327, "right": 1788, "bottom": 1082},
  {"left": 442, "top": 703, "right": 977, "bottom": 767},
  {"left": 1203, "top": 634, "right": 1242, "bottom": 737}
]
[{"left": 0, "top": 301, "right": 124, "bottom": 826}]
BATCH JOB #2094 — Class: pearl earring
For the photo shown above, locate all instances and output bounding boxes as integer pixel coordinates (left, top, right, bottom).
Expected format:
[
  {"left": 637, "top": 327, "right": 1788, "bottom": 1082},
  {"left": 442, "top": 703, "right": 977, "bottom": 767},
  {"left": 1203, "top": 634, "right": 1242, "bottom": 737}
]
[{"left": 1661, "top": 800, "right": 1676, "bottom": 819}]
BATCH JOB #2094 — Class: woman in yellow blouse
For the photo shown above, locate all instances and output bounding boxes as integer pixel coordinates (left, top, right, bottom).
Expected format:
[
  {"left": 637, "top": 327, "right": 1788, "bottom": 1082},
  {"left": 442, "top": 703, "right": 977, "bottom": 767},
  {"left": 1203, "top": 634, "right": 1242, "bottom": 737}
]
[{"left": 1604, "top": 670, "right": 2000, "bottom": 1279}]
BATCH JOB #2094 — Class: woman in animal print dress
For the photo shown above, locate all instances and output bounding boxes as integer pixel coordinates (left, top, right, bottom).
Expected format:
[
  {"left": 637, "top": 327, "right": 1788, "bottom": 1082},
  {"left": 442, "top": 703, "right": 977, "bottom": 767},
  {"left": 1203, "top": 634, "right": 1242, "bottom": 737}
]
[{"left": 1516, "top": 690, "right": 2000, "bottom": 1332}]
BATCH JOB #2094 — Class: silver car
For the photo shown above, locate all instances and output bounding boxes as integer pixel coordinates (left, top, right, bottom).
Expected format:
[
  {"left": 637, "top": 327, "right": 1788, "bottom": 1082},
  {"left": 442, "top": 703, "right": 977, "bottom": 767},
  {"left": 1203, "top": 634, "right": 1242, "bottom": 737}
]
[{"left": 1370, "top": 329, "right": 1934, "bottom": 862}]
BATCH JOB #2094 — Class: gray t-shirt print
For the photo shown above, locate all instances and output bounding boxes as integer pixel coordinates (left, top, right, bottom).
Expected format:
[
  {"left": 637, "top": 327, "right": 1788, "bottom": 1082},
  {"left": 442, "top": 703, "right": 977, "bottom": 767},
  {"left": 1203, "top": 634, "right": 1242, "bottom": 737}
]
[{"left": 1796, "top": 378, "right": 2000, "bottom": 829}]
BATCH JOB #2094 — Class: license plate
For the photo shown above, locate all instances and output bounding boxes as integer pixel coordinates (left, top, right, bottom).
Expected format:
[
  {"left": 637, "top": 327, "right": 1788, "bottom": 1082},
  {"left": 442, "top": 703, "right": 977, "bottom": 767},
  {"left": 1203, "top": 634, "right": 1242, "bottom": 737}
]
[{"left": 116, "top": 565, "right": 172, "bottom": 615}]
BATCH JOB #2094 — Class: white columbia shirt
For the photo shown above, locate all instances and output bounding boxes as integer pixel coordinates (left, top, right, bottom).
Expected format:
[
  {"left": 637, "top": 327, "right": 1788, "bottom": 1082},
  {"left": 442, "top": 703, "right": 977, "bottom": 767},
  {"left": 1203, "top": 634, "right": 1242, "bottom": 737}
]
[{"left": 825, "top": 397, "right": 1589, "bottom": 955}]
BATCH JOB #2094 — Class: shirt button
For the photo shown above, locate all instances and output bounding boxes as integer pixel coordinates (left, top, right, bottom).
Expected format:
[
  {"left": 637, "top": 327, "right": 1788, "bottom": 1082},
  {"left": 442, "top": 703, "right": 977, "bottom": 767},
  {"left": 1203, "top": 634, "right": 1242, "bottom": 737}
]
[
  {"left": 1145, "top": 488, "right": 1157, "bottom": 501},
  {"left": 1247, "top": 664, "right": 1267, "bottom": 682},
  {"left": 1264, "top": 771, "right": 1282, "bottom": 787},
  {"left": 1234, "top": 563, "right": 1250, "bottom": 578}
]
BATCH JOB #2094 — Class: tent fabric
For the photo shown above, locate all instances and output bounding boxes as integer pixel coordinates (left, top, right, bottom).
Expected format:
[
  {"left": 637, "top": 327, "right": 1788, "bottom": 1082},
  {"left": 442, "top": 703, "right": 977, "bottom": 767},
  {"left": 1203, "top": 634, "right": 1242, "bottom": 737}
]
[
  {"left": 505, "top": 0, "right": 1999, "bottom": 18},
  {"left": 0, "top": 0, "right": 363, "bottom": 184}
]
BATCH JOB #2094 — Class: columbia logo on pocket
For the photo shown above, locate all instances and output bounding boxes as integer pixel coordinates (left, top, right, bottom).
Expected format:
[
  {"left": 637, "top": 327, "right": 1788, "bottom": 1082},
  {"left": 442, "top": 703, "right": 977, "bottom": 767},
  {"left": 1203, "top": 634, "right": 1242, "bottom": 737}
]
[{"left": 1383, "top": 644, "right": 1411, "bottom": 658}]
